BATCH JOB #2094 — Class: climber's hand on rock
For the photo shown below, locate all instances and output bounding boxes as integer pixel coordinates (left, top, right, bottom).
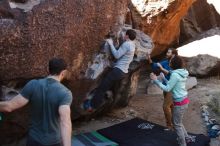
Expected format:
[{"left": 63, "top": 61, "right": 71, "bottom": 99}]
[{"left": 106, "top": 39, "right": 113, "bottom": 46}]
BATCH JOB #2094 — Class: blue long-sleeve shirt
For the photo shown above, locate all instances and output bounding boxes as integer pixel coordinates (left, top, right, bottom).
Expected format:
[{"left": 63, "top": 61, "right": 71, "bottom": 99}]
[{"left": 151, "top": 59, "right": 172, "bottom": 84}]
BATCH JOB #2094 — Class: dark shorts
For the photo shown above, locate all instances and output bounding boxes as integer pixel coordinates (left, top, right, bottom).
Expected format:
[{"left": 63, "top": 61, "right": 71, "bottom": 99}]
[{"left": 26, "top": 136, "right": 62, "bottom": 146}]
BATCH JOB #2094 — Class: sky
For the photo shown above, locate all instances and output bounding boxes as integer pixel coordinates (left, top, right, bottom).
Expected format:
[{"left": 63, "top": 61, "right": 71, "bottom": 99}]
[
  {"left": 178, "top": 35, "right": 220, "bottom": 58},
  {"left": 207, "top": 0, "right": 220, "bottom": 14}
]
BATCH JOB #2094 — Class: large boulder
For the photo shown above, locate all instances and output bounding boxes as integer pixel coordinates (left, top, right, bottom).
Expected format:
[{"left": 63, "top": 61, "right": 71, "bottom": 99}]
[
  {"left": 127, "top": 0, "right": 195, "bottom": 56},
  {"left": 0, "top": 0, "right": 128, "bottom": 82},
  {"left": 0, "top": 0, "right": 130, "bottom": 144},
  {"left": 178, "top": 27, "right": 220, "bottom": 77},
  {"left": 0, "top": 0, "right": 154, "bottom": 143},
  {"left": 179, "top": 0, "right": 220, "bottom": 44},
  {"left": 185, "top": 54, "right": 220, "bottom": 77}
]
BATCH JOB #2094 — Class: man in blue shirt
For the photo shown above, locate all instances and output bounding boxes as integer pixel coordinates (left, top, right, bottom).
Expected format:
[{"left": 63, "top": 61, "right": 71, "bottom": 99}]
[
  {"left": 0, "top": 58, "right": 72, "bottom": 146},
  {"left": 147, "top": 48, "right": 178, "bottom": 130}
]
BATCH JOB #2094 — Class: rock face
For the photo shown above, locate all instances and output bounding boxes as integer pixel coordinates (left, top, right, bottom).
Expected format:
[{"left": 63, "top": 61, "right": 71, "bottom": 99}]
[
  {"left": 128, "top": 0, "right": 195, "bottom": 56},
  {"left": 0, "top": 0, "right": 154, "bottom": 143},
  {"left": 0, "top": 0, "right": 130, "bottom": 144},
  {"left": 0, "top": 0, "right": 128, "bottom": 82},
  {"left": 180, "top": 0, "right": 220, "bottom": 44},
  {"left": 185, "top": 55, "right": 220, "bottom": 77},
  {"left": 0, "top": 0, "right": 15, "bottom": 19}
]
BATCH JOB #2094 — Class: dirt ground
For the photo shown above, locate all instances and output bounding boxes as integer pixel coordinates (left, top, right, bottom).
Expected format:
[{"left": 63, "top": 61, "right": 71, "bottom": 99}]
[{"left": 73, "top": 77, "right": 220, "bottom": 146}]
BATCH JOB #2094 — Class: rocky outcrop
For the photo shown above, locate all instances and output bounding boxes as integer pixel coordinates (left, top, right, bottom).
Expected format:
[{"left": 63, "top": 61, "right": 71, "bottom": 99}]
[
  {"left": 180, "top": 0, "right": 220, "bottom": 44},
  {"left": 0, "top": 0, "right": 155, "bottom": 142},
  {"left": 0, "top": 0, "right": 128, "bottom": 82},
  {"left": 178, "top": 27, "right": 220, "bottom": 77},
  {"left": 0, "top": 0, "right": 130, "bottom": 144},
  {"left": 128, "top": 0, "right": 195, "bottom": 56},
  {"left": 0, "top": 0, "right": 131, "bottom": 116},
  {"left": 185, "top": 55, "right": 220, "bottom": 77}
]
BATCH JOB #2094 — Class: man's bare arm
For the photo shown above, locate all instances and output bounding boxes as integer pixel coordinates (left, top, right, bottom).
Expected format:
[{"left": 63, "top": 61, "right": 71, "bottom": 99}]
[
  {"left": 0, "top": 94, "right": 29, "bottom": 112},
  {"left": 59, "top": 105, "right": 72, "bottom": 146}
]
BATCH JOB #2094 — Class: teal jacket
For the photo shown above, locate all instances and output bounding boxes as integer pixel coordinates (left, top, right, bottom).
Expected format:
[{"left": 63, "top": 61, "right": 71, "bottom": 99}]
[{"left": 154, "top": 69, "right": 189, "bottom": 102}]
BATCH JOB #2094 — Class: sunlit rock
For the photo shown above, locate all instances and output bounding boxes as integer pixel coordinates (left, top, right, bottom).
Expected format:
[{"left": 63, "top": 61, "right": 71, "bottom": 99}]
[
  {"left": 128, "top": 0, "right": 195, "bottom": 56},
  {"left": 131, "top": 0, "right": 169, "bottom": 17},
  {"left": 186, "top": 76, "right": 197, "bottom": 90}
]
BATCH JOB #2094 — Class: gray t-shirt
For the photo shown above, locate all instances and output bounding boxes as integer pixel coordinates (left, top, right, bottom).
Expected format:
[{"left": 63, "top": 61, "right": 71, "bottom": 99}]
[{"left": 20, "top": 78, "right": 72, "bottom": 145}]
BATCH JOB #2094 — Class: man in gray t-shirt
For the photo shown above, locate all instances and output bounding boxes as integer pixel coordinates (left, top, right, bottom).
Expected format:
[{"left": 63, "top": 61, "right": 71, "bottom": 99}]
[{"left": 0, "top": 58, "right": 72, "bottom": 146}]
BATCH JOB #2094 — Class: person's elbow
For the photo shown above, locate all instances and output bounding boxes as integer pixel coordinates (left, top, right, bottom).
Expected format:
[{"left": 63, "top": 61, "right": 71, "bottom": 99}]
[
  {"left": 163, "top": 86, "right": 172, "bottom": 92},
  {"left": 4, "top": 103, "right": 14, "bottom": 112},
  {"left": 60, "top": 114, "right": 71, "bottom": 127},
  {"left": 114, "top": 56, "right": 120, "bottom": 59},
  {"left": 113, "top": 54, "right": 120, "bottom": 59}
]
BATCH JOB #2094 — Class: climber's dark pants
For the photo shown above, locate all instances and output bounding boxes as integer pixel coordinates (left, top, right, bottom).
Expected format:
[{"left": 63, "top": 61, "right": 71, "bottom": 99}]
[{"left": 91, "top": 67, "right": 126, "bottom": 108}]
